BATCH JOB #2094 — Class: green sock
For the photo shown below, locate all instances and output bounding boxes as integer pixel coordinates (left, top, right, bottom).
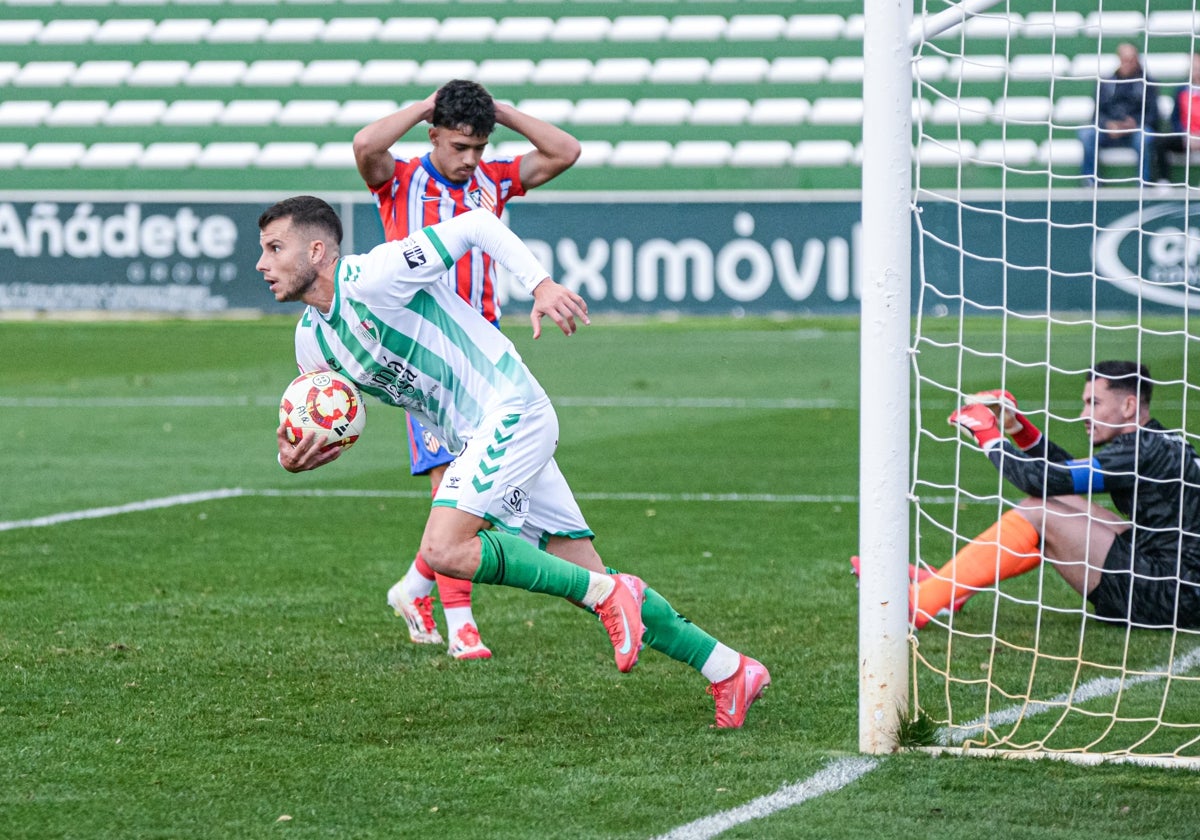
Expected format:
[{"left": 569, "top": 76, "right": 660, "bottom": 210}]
[
  {"left": 607, "top": 566, "right": 718, "bottom": 671},
  {"left": 474, "top": 530, "right": 591, "bottom": 603}
]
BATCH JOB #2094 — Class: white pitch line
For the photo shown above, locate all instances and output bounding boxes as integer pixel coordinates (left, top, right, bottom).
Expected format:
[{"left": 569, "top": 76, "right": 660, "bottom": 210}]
[
  {"left": 650, "top": 757, "right": 880, "bottom": 840},
  {"left": 0, "top": 487, "right": 833, "bottom": 532}
]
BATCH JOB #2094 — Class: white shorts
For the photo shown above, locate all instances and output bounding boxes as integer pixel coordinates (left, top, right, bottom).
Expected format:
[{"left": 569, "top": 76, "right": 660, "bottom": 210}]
[{"left": 432, "top": 399, "right": 594, "bottom": 545}]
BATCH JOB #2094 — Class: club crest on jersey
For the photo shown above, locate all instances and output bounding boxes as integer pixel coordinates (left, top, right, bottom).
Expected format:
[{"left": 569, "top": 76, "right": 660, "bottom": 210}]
[
  {"left": 402, "top": 240, "right": 427, "bottom": 268},
  {"left": 501, "top": 485, "right": 529, "bottom": 516},
  {"left": 421, "top": 429, "right": 443, "bottom": 455},
  {"left": 352, "top": 318, "right": 380, "bottom": 345}
]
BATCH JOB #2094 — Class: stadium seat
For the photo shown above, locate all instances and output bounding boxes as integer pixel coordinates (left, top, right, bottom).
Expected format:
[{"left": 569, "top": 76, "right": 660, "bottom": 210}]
[
  {"left": 571, "top": 98, "right": 633, "bottom": 125},
  {"left": 918, "top": 139, "right": 977, "bottom": 166},
  {"left": 161, "top": 100, "right": 225, "bottom": 127},
  {"left": 127, "top": 61, "right": 190, "bottom": 87},
  {"left": 379, "top": 18, "right": 440, "bottom": 43},
  {"left": 321, "top": 18, "right": 382, "bottom": 43},
  {"left": 301, "top": 60, "right": 363, "bottom": 86},
  {"left": 1052, "top": 96, "right": 1096, "bottom": 127},
  {"left": 476, "top": 59, "right": 536, "bottom": 86},
  {"left": 610, "top": 141, "right": 672, "bottom": 167},
  {"left": 0, "top": 20, "right": 41, "bottom": 46},
  {"left": 731, "top": 141, "right": 793, "bottom": 167},
  {"left": 725, "top": 15, "right": 787, "bottom": 41},
  {"left": 550, "top": 17, "right": 611, "bottom": 42},
  {"left": 575, "top": 140, "right": 613, "bottom": 167},
  {"left": 827, "top": 57, "right": 864, "bottom": 83},
  {"left": 649, "top": 58, "right": 710, "bottom": 85},
  {"left": 493, "top": 140, "right": 533, "bottom": 159},
  {"left": 255, "top": 142, "right": 319, "bottom": 168},
  {"left": 71, "top": 61, "right": 133, "bottom": 87},
  {"left": 314, "top": 142, "right": 354, "bottom": 169},
  {"left": 0, "top": 63, "right": 16, "bottom": 86},
  {"left": 609, "top": 16, "right": 670, "bottom": 42},
  {"left": 1144, "top": 53, "right": 1191, "bottom": 82},
  {"left": 38, "top": 19, "right": 100, "bottom": 45},
  {"left": 532, "top": 59, "right": 593, "bottom": 85},
  {"left": 186, "top": 61, "right": 248, "bottom": 87},
  {"left": 494, "top": 17, "right": 555, "bottom": 43},
  {"left": 784, "top": 15, "right": 845, "bottom": 40},
  {"left": 629, "top": 98, "right": 691, "bottom": 125},
  {"left": 23, "top": 143, "right": 87, "bottom": 169},
  {"left": 0, "top": 144, "right": 27, "bottom": 168},
  {"left": 809, "top": 98, "right": 864, "bottom": 125},
  {"left": 670, "top": 141, "right": 733, "bottom": 167},
  {"left": 962, "top": 14, "right": 1023, "bottom": 38},
  {"left": 1084, "top": 11, "right": 1145, "bottom": 37},
  {"left": 993, "top": 96, "right": 1052, "bottom": 124},
  {"left": 334, "top": 100, "right": 397, "bottom": 126},
  {"left": 930, "top": 97, "right": 992, "bottom": 124},
  {"left": 1022, "top": 11, "right": 1085, "bottom": 37},
  {"left": 151, "top": 19, "right": 212, "bottom": 45},
  {"left": 207, "top": 18, "right": 269, "bottom": 44},
  {"left": 80, "top": 143, "right": 144, "bottom": 168},
  {"left": 15, "top": 62, "right": 76, "bottom": 87},
  {"left": 1147, "top": 10, "right": 1200, "bottom": 35},
  {"left": 1009, "top": 54, "right": 1069, "bottom": 79},
  {"left": 103, "top": 100, "right": 167, "bottom": 126},
  {"left": 590, "top": 58, "right": 652, "bottom": 85},
  {"left": 690, "top": 98, "right": 752, "bottom": 126},
  {"left": 242, "top": 60, "right": 305, "bottom": 87},
  {"left": 264, "top": 18, "right": 326, "bottom": 43},
  {"left": 46, "top": 100, "right": 109, "bottom": 127},
  {"left": 0, "top": 101, "right": 52, "bottom": 127},
  {"left": 1038, "top": 139, "right": 1084, "bottom": 167},
  {"left": 197, "top": 143, "right": 260, "bottom": 168},
  {"left": 219, "top": 100, "right": 283, "bottom": 126},
  {"left": 415, "top": 60, "right": 478, "bottom": 87},
  {"left": 357, "top": 60, "right": 419, "bottom": 87},
  {"left": 768, "top": 57, "right": 828, "bottom": 84},
  {"left": 514, "top": 99, "right": 574, "bottom": 124},
  {"left": 792, "top": 140, "right": 854, "bottom": 167},
  {"left": 977, "top": 138, "right": 1038, "bottom": 166},
  {"left": 278, "top": 100, "right": 340, "bottom": 127},
  {"left": 437, "top": 17, "right": 497, "bottom": 43},
  {"left": 748, "top": 98, "right": 810, "bottom": 126},
  {"left": 709, "top": 57, "right": 770, "bottom": 84},
  {"left": 947, "top": 56, "right": 1008, "bottom": 82},
  {"left": 666, "top": 16, "right": 726, "bottom": 42},
  {"left": 912, "top": 54, "right": 950, "bottom": 83}
]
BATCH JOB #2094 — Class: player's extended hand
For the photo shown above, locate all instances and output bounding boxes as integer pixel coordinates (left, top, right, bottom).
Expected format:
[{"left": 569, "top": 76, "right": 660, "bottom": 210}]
[
  {"left": 947, "top": 403, "right": 1003, "bottom": 449},
  {"left": 529, "top": 278, "right": 590, "bottom": 339},
  {"left": 276, "top": 421, "right": 343, "bottom": 472},
  {"left": 963, "top": 389, "right": 1042, "bottom": 450}
]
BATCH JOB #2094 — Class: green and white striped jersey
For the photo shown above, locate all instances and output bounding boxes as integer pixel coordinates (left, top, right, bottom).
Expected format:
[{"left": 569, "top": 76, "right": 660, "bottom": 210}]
[{"left": 293, "top": 211, "right": 550, "bottom": 454}]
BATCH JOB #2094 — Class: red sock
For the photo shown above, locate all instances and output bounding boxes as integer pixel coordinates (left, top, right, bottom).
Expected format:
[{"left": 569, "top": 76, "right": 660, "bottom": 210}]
[
  {"left": 413, "top": 552, "right": 435, "bottom": 581},
  {"left": 437, "top": 574, "right": 474, "bottom": 609},
  {"left": 914, "top": 509, "right": 1041, "bottom": 619}
]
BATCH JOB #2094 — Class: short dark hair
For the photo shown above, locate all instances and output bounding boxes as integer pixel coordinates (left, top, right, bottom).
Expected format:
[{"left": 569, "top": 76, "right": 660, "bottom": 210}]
[
  {"left": 258, "top": 195, "right": 342, "bottom": 246},
  {"left": 432, "top": 79, "right": 496, "bottom": 137},
  {"left": 1090, "top": 360, "right": 1152, "bottom": 405}
]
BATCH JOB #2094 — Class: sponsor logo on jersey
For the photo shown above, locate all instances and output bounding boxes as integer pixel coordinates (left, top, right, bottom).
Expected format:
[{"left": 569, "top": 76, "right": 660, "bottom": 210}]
[
  {"left": 501, "top": 485, "right": 529, "bottom": 516},
  {"left": 403, "top": 244, "right": 427, "bottom": 268}
]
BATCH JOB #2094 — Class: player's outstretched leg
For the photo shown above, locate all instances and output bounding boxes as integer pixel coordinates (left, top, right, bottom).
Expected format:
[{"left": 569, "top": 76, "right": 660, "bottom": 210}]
[
  {"left": 387, "top": 554, "right": 443, "bottom": 645},
  {"left": 475, "top": 531, "right": 645, "bottom": 672}
]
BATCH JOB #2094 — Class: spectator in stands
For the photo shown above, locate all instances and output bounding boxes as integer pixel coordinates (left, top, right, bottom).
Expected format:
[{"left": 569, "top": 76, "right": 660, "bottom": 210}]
[
  {"left": 1078, "top": 43, "right": 1163, "bottom": 186},
  {"left": 921, "top": 362, "right": 1200, "bottom": 630},
  {"left": 1156, "top": 53, "right": 1200, "bottom": 183},
  {"left": 351, "top": 80, "right": 580, "bottom": 660}
]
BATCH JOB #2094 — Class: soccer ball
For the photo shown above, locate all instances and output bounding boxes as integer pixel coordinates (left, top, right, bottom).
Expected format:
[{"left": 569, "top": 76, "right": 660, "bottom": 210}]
[{"left": 279, "top": 370, "right": 366, "bottom": 450}]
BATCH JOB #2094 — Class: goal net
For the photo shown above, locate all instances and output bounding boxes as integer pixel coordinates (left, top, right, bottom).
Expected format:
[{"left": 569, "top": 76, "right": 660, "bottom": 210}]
[{"left": 862, "top": 0, "right": 1200, "bottom": 767}]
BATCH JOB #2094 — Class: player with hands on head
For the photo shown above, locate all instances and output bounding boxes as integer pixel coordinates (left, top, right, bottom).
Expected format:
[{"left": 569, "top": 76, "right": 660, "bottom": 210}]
[
  {"left": 914, "top": 363, "right": 1200, "bottom": 630},
  {"left": 257, "top": 195, "right": 770, "bottom": 727},
  {"left": 352, "top": 79, "right": 581, "bottom": 660}
]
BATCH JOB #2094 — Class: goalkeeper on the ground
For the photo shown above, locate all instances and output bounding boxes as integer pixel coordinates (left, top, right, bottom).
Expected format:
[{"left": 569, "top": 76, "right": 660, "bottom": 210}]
[{"left": 910, "top": 361, "right": 1200, "bottom": 629}]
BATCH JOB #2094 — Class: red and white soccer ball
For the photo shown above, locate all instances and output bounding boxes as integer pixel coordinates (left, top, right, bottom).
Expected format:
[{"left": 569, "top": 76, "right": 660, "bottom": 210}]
[{"left": 279, "top": 370, "right": 366, "bottom": 451}]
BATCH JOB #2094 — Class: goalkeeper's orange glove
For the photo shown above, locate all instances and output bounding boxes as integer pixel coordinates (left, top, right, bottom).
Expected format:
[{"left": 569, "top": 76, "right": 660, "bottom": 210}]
[
  {"left": 963, "top": 389, "right": 1042, "bottom": 450},
  {"left": 948, "top": 403, "right": 1003, "bottom": 449}
]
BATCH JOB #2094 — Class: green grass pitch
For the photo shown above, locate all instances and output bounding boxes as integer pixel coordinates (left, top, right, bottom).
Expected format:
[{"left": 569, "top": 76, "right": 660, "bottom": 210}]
[{"left": 2, "top": 316, "right": 1198, "bottom": 839}]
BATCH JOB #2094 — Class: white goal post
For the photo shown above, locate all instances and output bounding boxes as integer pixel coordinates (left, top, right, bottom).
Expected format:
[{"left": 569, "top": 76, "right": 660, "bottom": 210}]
[{"left": 860, "top": 0, "right": 1200, "bottom": 767}]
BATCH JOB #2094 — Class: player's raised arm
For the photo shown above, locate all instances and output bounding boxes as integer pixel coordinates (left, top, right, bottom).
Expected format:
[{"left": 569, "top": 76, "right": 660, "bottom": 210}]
[
  {"left": 352, "top": 94, "right": 436, "bottom": 188},
  {"left": 494, "top": 101, "right": 582, "bottom": 190}
]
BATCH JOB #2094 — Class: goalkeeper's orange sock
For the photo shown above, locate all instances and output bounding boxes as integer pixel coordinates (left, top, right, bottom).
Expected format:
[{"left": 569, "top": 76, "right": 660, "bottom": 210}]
[{"left": 912, "top": 509, "right": 1041, "bottom": 627}]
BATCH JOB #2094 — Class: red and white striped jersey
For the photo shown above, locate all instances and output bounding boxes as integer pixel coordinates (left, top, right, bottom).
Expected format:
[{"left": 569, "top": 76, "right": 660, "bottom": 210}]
[{"left": 369, "top": 153, "right": 525, "bottom": 324}]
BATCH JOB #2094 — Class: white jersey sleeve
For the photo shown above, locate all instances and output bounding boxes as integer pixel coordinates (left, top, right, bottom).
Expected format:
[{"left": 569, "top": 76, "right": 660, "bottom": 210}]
[{"left": 420, "top": 210, "right": 550, "bottom": 294}]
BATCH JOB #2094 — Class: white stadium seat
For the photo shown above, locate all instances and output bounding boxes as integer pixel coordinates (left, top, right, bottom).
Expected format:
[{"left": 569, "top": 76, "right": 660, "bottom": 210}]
[
  {"left": 912, "top": 55, "right": 950, "bottom": 82},
  {"left": 103, "top": 100, "right": 167, "bottom": 126},
  {"left": 0, "top": 20, "right": 41, "bottom": 46},
  {"left": 610, "top": 141, "right": 672, "bottom": 167},
  {"left": 749, "top": 98, "right": 810, "bottom": 126},
  {"left": 961, "top": 14, "right": 1023, "bottom": 39},
  {"left": 768, "top": 57, "right": 828, "bottom": 84},
  {"left": 140, "top": 142, "right": 203, "bottom": 168},
  {"left": 314, "top": 142, "right": 355, "bottom": 169},
  {"left": 0, "top": 144, "right": 27, "bottom": 168},
  {"left": 1021, "top": 12, "right": 1084, "bottom": 37},
  {"left": 725, "top": 15, "right": 787, "bottom": 41},
  {"left": 1053, "top": 96, "right": 1096, "bottom": 127},
  {"left": 550, "top": 17, "right": 611, "bottom": 43},
  {"left": 993, "top": 96, "right": 1052, "bottom": 123},
  {"left": 493, "top": 17, "right": 555, "bottom": 43},
  {"left": 709, "top": 57, "right": 770, "bottom": 84},
  {"left": 629, "top": 98, "right": 691, "bottom": 125},
  {"left": 334, "top": 100, "right": 397, "bottom": 127},
  {"left": 277, "top": 100, "right": 340, "bottom": 127},
  {"left": 206, "top": 18, "right": 269, "bottom": 43},
  {"left": 219, "top": 100, "right": 282, "bottom": 126},
  {"left": 320, "top": 18, "right": 382, "bottom": 43},
  {"left": 256, "top": 142, "right": 319, "bottom": 168},
  {"left": 690, "top": 98, "right": 752, "bottom": 126},
  {"left": 1009, "top": 53, "right": 1069, "bottom": 79},
  {"left": 161, "top": 100, "right": 225, "bottom": 127},
  {"left": 809, "top": 98, "right": 865, "bottom": 125},
  {"left": 670, "top": 141, "right": 733, "bottom": 167},
  {"left": 1083, "top": 11, "right": 1145, "bottom": 37},
  {"left": 947, "top": 55, "right": 1008, "bottom": 82},
  {"left": 571, "top": 98, "right": 633, "bottom": 125},
  {"left": 0, "top": 101, "right": 52, "bottom": 127},
  {"left": 356, "top": 60, "right": 419, "bottom": 87},
  {"left": 476, "top": 59, "right": 536, "bottom": 86},
  {"left": 731, "top": 141, "right": 793, "bottom": 167},
  {"left": 1147, "top": 11, "right": 1200, "bottom": 35},
  {"left": 514, "top": 99, "right": 574, "bottom": 124},
  {"left": 917, "top": 139, "right": 977, "bottom": 166},
  {"left": 37, "top": 19, "right": 100, "bottom": 45},
  {"left": 575, "top": 140, "right": 613, "bottom": 167},
  {"left": 436, "top": 17, "right": 496, "bottom": 43},
  {"left": 46, "top": 100, "right": 109, "bottom": 126},
  {"left": 22, "top": 142, "right": 87, "bottom": 169},
  {"left": 609, "top": 16, "right": 670, "bottom": 42},
  {"left": 127, "top": 61, "right": 190, "bottom": 87},
  {"left": 977, "top": 138, "right": 1038, "bottom": 166},
  {"left": 930, "top": 96, "right": 992, "bottom": 125},
  {"left": 379, "top": 18, "right": 440, "bottom": 43},
  {"left": 785, "top": 15, "right": 845, "bottom": 40},
  {"left": 1144, "top": 53, "right": 1192, "bottom": 82},
  {"left": 151, "top": 19, "right": 212, "bottom": 45},
  {"left": 197, "top": 143, "right": 260, "bottom": 168},
  {"left": 185, "top": 61, "right": 248, "bottom": 87},
  {"left": 80, "top": 143, "right": 144, "bottom": 168},
  {"left": 415, "top": 60, "right": 478, "bottom": 87},
  {"left": 71, "top": 61, "right": 133, "bottom": 87},
  {"left": 531, "top": 59, "right": 593, "bottom": 85},
  {"left": 242, "top": 61, "right": 305, "bottom": 87},
  {"left": 589, "top": 58, "right": 652, "bottom": 85},
  {"left": 649, "top": 58, "right": 709, "bottom": 85},
  {"left": 493, "top": 141, "right": 533, "bottom": 159},
  {"left": 0, "top": 63, "right": 16, "bottom": 86},
  {"left": 14, "top": 62, "right": 76, "bottom": 87},
  {"left": 666, "top": 16, "right": 726, "bottom": 42},
  {"left": 300, "top": 60, "right": 362, "bottom": 86},
  {"left": 827, "top": 56, "right": 865, "bottom": 83},
  {"left": 264, "top": 18, "right": 326, "bottom": 43},
  {"left": 792, "top": 140, "right": 854, "bottom": 168},
  {"left": 1038, "top": 139, "right": 1084, "bottom": 167}
]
